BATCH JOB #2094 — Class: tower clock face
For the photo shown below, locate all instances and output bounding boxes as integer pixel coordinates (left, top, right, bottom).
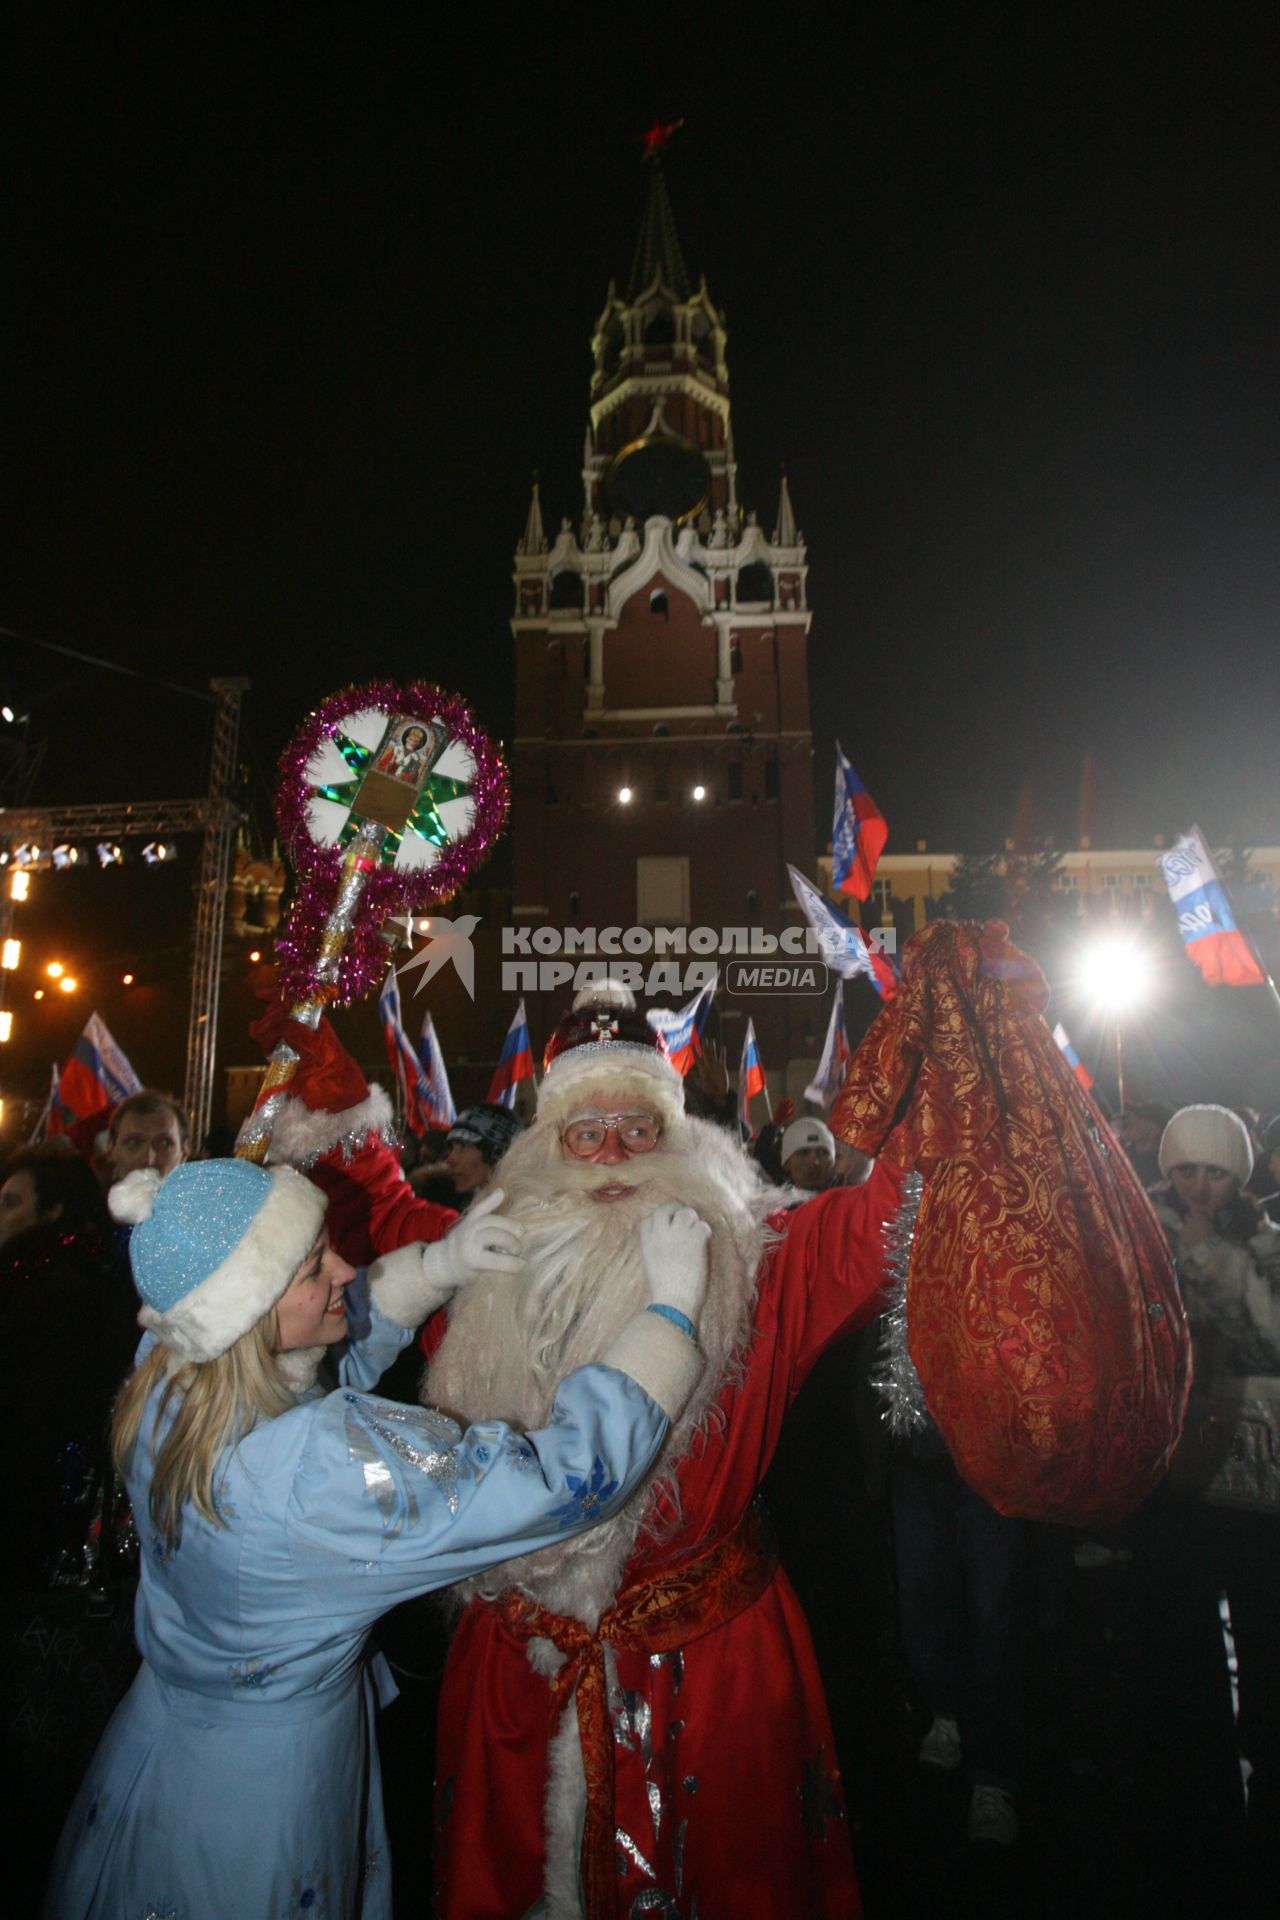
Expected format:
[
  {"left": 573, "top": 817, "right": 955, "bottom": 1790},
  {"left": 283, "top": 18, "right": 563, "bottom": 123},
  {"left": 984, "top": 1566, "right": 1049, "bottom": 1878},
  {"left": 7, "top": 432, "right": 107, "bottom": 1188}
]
[{"left": 606, "top": 431, "right": 711, "bottom": 525}]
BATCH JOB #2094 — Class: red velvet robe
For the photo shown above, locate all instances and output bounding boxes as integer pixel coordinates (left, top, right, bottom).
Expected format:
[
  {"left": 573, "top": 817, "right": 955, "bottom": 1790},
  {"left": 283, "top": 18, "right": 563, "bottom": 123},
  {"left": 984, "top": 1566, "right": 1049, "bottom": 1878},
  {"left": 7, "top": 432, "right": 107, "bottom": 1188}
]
[{"left": 427, "top": 1163, "right": 902, "bottom": 1920}]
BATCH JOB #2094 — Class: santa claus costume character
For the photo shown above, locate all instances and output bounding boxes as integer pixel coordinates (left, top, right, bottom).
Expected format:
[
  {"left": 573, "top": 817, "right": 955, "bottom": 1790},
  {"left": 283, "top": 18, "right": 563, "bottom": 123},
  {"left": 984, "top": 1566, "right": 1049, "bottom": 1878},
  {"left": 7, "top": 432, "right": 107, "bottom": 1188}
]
[
  {"left": 417, "top": 988, "right": 912, "bottom": 1920},
  {"left": 43, "top": 1156, "right": 708, "bottom": 1920}
]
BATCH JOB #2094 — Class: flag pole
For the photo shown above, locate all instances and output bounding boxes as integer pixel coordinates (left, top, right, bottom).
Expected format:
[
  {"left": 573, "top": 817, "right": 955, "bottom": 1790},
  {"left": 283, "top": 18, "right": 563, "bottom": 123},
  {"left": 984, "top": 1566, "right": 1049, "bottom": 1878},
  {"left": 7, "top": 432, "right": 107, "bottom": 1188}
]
[
  {"left": 1114, "top": 1022, "right": 1126, "bottom": 1112},
  {"left": 1216, "top": 858, "right": 1280, "bottom": 1026}
]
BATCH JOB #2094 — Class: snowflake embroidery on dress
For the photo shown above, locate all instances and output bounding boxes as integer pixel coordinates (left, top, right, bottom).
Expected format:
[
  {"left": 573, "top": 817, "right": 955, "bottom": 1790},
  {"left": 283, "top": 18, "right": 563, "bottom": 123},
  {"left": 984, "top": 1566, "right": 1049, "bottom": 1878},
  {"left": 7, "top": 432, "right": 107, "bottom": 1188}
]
[
  {"left": 230, "top": 1656, "right": 276, "bottom": 1689},
  {"left": 550, "top": 1456, "right": 618, "bottom": 1525},
  {"left": 343, "top": 1395, "right": 469, "bottom": 1538},
  {"left": 282, "top": 1864, "right": 327, "bottom": 1915},
  {"left": 501, "top": 1433, "right": 538, "bottom": 1473}
]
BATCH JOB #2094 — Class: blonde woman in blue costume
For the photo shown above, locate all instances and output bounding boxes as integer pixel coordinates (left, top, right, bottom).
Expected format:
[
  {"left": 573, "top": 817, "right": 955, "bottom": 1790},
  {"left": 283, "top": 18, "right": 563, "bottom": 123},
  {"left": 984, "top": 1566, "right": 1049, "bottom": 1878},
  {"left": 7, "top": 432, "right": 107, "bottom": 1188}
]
[{"left": 45, "top": 1156, "right": 708, "bottom": 1917}]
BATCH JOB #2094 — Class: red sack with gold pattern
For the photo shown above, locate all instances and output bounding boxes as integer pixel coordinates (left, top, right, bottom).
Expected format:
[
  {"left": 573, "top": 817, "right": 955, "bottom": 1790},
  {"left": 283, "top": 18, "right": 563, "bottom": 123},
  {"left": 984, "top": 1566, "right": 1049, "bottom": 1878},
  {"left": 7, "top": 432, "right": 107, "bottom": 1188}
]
[{"left": 832, "top": 919, "right": 1190, "bottom": 1525}]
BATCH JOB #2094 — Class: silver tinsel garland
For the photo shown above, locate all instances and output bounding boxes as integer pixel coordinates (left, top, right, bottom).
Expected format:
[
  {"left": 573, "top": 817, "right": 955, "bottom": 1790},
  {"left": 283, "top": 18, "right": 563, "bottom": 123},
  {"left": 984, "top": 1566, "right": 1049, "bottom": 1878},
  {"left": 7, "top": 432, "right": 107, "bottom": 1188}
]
[{"left": 869, "top": 1171, "right": 931, "bottom": 1434}]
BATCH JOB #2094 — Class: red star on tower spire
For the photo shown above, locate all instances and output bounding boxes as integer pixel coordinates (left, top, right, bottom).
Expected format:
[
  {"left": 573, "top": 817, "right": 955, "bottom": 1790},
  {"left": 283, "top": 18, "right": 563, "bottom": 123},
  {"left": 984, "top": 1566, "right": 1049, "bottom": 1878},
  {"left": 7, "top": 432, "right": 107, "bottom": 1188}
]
[{"left": 639, "top": 117, "right": 683, "bottom": 161}]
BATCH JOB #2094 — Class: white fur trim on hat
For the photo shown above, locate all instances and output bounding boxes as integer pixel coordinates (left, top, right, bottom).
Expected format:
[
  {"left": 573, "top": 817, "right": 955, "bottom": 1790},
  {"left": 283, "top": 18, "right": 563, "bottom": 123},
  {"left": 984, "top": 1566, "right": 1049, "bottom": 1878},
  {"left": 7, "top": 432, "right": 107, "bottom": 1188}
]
[
  {"left": 261, "top": 1084, "right": 396, "bottom": 1169},
  {"left": 110, "top": 1168, "right": 164, "bottom": 1226},
  {"left": 537, "top": 1046, "right": 684, "bottom": 1129},
  {"left": 781, "top": 1117, "right": 836, "bottom": 1164},
  {"left": 1158, "top": 1104, "right": 1254, "bottom": 1186},
  {"left": 138, "top": 1167, "right": 328, "bottom": 1364}
]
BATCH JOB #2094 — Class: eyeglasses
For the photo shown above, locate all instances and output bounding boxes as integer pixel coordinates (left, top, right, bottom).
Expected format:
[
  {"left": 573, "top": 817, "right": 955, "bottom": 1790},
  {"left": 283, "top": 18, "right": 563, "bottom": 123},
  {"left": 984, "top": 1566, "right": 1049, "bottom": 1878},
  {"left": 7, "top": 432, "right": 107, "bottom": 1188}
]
[{"left": 561, "top": 1113, "right": 663, "bottom": 1158}]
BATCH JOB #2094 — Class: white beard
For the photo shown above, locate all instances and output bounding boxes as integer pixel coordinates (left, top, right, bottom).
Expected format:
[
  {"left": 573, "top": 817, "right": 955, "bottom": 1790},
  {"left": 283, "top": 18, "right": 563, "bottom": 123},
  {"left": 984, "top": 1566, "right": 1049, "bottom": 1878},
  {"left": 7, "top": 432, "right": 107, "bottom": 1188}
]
[{"left": 424, "top": 1112, "right": 777, "bottom": 1628}]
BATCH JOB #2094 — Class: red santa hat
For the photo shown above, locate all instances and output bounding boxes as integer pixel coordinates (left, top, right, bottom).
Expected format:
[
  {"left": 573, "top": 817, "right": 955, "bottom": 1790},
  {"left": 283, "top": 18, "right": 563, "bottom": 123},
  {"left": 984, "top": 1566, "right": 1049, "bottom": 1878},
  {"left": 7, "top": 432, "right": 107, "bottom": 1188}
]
[
  {"left": 537, "top": 980, "right": 683, "bottom": 1129},
  {"left": 239, "top": 999, "right": 395, "bottom": 1168}
]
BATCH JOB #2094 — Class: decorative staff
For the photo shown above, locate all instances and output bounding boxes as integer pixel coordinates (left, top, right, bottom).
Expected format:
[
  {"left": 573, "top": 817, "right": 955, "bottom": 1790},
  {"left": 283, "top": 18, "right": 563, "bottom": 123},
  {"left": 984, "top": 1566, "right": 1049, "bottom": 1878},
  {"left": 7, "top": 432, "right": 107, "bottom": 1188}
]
[{"left": 237, "top": 678, "right": 507, "bottom": 1162}]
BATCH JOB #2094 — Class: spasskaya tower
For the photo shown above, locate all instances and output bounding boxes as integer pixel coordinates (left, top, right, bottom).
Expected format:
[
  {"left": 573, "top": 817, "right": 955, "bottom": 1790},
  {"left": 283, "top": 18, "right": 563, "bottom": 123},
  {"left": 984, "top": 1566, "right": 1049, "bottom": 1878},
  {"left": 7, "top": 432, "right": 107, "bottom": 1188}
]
[{"left": 508, "top": 142, "right": 818, "bottom": 1079}]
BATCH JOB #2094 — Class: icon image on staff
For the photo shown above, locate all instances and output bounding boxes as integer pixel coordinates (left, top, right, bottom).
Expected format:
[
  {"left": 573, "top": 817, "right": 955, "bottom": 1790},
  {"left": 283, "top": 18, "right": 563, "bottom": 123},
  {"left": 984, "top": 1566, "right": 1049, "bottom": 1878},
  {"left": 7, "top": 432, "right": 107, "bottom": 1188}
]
[{"left": 376, "top": 720, "right": 441, "bottom": 785}]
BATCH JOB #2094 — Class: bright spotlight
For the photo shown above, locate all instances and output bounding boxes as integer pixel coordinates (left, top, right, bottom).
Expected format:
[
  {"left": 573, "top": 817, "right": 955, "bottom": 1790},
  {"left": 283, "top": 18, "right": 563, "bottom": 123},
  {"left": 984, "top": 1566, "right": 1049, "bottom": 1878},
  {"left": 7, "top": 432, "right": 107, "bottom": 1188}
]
[
  {"left": 59, "top": 976, "right": 77, "bottom": 994},
  {"left": 97, "top": 842, "right": 123, "bottom": 867},
  {"left": 52, "top": 845, "right": 79, "bottom": 869},
  {"left": 141, "top": 842, "right": 173, "bottom": 865},
  {"left": 46, "top": 961, "right": 64, "bottom": 979},
  {"left": 1078, "top": 936, "right": 1151, "bottom": 1013},
  {"left": 9, "top": 871, "right": 30, "bottom": 903},
  {"left": 618, "top": 786, "right": 633, "bottom": 805},
  {"left": 692, "top": 784, "right": 706, "bottom": 801},
  {"left": 0, "top": 1010, "right": 12, "bottom": 1042},
  {"left": 1, "top": 939, "right": 19, "bottom": 969}
]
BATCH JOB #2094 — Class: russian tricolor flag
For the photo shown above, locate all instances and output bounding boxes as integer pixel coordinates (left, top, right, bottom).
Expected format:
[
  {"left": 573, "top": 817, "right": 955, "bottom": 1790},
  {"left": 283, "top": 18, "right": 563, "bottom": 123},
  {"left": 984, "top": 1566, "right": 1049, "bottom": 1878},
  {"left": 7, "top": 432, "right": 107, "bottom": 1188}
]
[
  {"left": 416, "top": 1011, "right": 457, "bottom": 1128},
  {"left": 52, "top": 1013, "right": 142, "bottom": 1131},
  {"left": 646, "top": 977, "right": 716, "bottom": 1077},
  {"left": 737, "top": 1019, "right": 769, "bottom": 1128},
  {"left": 1052, "top": 1021, "right": 1094, "bottom": 1091},
  {"left": 805, "top": 987, "right": 853, "bottom": 1109},
  {"left": 787, "top": 864, "right": 896, "bottom": 1001},
  {"left": 379, "top": 968, "right": 436, "bottom": 1135},
  {"left": 488, "top": 999, "right": 536, "bottom": 1110},
  {"left": 1156, "top": 827, "right": 1266, "bottom": 989},
  {"left": 832, "top": 745, "right": 888, "bottom": 902}
]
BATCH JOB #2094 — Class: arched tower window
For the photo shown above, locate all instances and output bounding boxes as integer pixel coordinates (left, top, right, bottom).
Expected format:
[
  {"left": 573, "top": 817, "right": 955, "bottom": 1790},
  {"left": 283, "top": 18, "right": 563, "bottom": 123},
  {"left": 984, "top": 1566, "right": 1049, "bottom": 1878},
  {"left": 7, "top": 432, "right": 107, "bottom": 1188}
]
[
  {"left": 549, "top": 570, "right": 585, "bottom": 611},
  {"left": 737, "top": 562, "right": 773, "bottom": 606},
  {"left": 642, "top": 303, "right": 676, "bottom": 346}
]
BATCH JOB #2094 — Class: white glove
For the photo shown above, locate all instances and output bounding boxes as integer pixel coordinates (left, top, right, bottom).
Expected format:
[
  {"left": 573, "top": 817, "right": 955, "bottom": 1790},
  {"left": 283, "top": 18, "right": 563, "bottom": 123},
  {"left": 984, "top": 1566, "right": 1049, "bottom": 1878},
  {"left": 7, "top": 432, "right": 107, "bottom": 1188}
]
[
  {"left": 638, "top": 1202, "right": 710, "bottom": 1324},
  {"left": 368, "top": 1190, "right": 523, "bottom": 1328},
  {"left": 422, "top": 1189, "right": 524, "bottom": 1293}
]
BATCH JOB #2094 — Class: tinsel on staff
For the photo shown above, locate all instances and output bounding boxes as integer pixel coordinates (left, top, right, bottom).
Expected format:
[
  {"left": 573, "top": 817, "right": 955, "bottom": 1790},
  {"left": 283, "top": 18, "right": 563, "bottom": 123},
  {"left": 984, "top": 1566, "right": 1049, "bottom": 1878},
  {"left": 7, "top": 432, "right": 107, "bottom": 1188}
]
[{"left": 237, "top": 680, "right": 508, "bottom": 1164}]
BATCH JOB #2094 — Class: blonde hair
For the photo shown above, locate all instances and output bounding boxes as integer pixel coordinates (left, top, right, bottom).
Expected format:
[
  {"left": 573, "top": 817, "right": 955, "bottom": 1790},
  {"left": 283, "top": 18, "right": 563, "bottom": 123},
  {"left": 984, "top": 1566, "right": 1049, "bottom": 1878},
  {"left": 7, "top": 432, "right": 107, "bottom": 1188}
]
[{"left": 112, "top": 1313, "right": 297, "bottom": 1549}]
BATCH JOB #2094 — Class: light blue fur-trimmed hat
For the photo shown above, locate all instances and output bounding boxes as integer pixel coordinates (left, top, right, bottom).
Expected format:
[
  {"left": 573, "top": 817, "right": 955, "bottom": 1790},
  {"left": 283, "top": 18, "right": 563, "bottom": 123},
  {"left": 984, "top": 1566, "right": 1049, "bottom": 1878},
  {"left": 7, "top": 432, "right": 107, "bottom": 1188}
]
[{"left": 111, "top": 1158, "right": 327, "bottom": 1363}]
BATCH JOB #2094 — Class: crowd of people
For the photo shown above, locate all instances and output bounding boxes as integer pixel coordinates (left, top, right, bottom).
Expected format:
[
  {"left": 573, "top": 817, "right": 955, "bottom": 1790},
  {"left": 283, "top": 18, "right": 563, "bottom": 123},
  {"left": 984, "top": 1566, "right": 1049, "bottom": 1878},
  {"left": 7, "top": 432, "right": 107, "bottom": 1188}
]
[{"left": 1, "top": 975, "right": 1277, "bottom": 1917}]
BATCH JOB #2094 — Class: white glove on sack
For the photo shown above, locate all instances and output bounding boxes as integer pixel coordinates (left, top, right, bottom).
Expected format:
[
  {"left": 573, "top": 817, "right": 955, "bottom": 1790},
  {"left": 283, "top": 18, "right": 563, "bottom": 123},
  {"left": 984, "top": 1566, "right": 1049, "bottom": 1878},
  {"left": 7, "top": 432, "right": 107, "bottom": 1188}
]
[
  {"left": 638, "top": 1202, "right": 711, "bottom": 1325},
  {"left": 368, "top": 1190, "right": 523, "bottom": 1328}
]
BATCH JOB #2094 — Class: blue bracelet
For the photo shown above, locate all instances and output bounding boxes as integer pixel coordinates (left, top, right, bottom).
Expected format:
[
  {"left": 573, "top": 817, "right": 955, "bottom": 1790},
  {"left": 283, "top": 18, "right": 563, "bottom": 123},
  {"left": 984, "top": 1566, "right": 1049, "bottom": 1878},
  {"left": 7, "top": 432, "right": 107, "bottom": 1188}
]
[{"left": 646, "top": 1303, "right": 698, "bottom": 1346}]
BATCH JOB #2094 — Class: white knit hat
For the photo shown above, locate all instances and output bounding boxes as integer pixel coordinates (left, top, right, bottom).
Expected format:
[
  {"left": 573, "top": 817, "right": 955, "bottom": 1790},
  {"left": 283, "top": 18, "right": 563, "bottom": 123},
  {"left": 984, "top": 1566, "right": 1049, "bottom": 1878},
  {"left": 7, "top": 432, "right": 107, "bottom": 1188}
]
[
  {"left": 111, "top": 1158, "right": 327, "bottom": 1363},
  {"left": 781, "top": 1117, "right": 836, "bottom": 1164},
  {"left": 1157, "top": 1104, "right": 1254, "bottom": 1186}
]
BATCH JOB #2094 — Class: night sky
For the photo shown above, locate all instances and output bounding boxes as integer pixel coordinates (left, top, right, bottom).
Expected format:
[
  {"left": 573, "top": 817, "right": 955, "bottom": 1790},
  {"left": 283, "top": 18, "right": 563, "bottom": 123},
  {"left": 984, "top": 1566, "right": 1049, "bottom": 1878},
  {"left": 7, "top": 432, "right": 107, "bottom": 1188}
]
[{"left": 3, "top": 8, "right": 1279, "bottom": 1097}]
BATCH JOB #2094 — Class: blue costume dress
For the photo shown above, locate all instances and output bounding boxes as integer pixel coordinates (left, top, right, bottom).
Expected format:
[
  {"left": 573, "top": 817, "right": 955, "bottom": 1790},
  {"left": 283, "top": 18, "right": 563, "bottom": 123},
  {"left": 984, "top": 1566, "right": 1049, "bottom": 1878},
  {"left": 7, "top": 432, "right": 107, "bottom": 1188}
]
[{"left": 45, "top": 1291, "right": 672, "bottom": 1918}]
